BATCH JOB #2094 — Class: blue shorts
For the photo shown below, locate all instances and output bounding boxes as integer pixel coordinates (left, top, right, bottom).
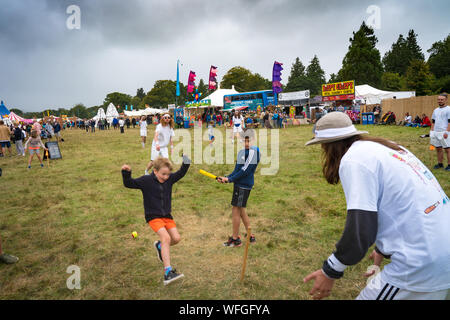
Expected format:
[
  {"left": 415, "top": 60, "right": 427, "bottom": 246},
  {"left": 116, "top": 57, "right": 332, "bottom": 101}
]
[{"left": 1, "top": 141, "right": 11, "bottom": 148}]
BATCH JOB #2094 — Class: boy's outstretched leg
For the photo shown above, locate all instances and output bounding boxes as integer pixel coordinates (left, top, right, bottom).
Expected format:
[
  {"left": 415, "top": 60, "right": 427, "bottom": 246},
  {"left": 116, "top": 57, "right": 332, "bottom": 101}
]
[{"left": 156, "top": 227, "right": 184, "bottom": 285}]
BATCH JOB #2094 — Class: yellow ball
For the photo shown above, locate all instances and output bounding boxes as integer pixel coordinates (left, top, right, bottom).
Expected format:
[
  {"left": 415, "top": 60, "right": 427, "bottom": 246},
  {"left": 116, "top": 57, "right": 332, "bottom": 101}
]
[{"left": 132, "top": 231, "right": 138, "bottom": 238}]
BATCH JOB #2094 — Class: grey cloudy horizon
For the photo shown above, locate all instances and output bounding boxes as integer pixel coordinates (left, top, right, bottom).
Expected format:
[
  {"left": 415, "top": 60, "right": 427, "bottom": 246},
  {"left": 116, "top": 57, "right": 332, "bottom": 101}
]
[{"left": 0, "top": 0, "right": 449, "bottom": 112}]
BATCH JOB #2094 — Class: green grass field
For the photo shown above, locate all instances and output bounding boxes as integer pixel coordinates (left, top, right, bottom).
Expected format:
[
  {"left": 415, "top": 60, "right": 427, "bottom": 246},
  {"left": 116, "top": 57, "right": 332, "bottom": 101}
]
[{"left": 0, "top": 124, "right": 448, "bottom": 300}]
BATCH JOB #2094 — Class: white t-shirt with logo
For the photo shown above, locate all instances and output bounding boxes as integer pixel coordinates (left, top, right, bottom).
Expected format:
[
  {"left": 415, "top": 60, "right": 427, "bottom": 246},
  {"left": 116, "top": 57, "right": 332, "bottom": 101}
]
[
  {"left": 152, "top": 124, "right": 175, "bottom": 148},
  {"left": 431, "top": 105, "right": 450, "bottom": 132},
  {"left": 339, "top": 140, "right": 450, "bottom": 292}
]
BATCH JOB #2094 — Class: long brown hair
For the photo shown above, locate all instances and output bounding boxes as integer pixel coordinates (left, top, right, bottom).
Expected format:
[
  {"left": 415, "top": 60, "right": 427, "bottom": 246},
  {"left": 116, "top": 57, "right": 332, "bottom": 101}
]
[{"left": 322, "top": 135, "right": 402, "bottom": 185}]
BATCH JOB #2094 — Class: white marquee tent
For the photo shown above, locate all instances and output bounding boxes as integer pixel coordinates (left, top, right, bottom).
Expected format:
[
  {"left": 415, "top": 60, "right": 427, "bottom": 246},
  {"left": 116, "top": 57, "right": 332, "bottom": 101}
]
[
  {"left": 105, "top": 103, "right": 120, "bottom": 123},
  {"left": 201, "top": 84, "right": 239, "bottom": 107},
  {"left": 355, "top": 84, "right": 415, "bottom": 105}
]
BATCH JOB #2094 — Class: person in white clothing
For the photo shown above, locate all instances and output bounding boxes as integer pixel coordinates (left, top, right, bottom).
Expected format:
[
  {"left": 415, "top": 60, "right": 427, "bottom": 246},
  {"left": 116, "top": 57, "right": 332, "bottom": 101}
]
[
  {"left": 231, "top": 110, "right": 244, "bottom": 142},
  {"left": 139, "top": 116, "right": 148, "bottom": 148},
  {"left": 119, "top": 118, "right": 125, "bottom": 134},
  {"left": 145, "top": 114, "right": 175, "bottom": 175},
  {"left": 430, "top": 93, "right": 450, "bottom": 171},
  {"left": 303, "top": 112, "right": 450, "bottom": 300}
]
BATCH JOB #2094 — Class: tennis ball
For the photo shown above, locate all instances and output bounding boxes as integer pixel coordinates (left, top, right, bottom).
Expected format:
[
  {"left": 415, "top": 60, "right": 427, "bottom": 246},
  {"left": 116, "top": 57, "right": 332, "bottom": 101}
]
[{"left": 132, "top": 231, "right": 138, "bottom": 239}]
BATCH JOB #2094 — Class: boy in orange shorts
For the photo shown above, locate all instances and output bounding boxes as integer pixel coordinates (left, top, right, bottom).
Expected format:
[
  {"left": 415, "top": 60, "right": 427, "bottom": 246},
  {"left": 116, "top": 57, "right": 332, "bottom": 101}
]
[{"left": 122, "top": 155, "right": 190, "bottom": 285}]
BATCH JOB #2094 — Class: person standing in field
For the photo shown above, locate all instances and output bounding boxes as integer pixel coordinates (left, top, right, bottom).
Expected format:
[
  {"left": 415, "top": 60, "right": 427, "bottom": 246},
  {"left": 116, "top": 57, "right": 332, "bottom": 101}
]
[
  {"left": 119, "top": 118, "right": 125, "bottom": 134},
  {"left": 24, "top": 130, "right": 48, "bottom": 169},
  {"left": 231, "top": 110, "right": 245, "bottom": 143},
  {"left": 0, "top": 120, "right": 13, "bottom": 157},
  {"left": 145, "top": 114, "right": 174, "bottom": 175},
  {"left": 303, "top": 112, "right": 450, "bottom": 300},
  {"left": 218, "top": 130, "right": 260, "bottom": 247},
  {"left": 139, "top": 115, "right": 148, "bottom": 148},
  {"left": 430, "top": 93, "right": 450, "bottom": 171},
  {"left": 13, "top": 123, "right": 25, "bottom": 156}
]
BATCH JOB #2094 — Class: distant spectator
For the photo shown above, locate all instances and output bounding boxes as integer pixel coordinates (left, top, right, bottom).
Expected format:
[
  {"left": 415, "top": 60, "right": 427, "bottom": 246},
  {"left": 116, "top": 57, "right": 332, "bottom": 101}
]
[
  {"left": 421, "top": 114, "right": 431, "bottom": 127},
  {"left": 0, "top": 120, "right": 12, "bottom": 157}
]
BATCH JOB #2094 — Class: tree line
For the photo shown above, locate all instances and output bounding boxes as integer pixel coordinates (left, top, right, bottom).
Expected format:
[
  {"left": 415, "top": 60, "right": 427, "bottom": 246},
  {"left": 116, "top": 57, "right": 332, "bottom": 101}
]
[{"left": 12, "top": 21, "right": 449, "bottom": 118}]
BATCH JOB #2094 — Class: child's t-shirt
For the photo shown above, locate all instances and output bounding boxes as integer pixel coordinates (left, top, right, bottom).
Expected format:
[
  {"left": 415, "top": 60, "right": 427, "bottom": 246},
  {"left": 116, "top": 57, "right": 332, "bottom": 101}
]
[{"left": 154, "top": 124, "right": 175, "bottom": 148}]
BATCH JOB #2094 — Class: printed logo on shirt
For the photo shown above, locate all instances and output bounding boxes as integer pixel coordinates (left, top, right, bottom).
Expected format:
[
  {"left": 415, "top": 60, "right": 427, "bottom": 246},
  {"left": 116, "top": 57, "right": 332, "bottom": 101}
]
[{"left": 424, "top": 201, "right": 440, "bottom": 215}]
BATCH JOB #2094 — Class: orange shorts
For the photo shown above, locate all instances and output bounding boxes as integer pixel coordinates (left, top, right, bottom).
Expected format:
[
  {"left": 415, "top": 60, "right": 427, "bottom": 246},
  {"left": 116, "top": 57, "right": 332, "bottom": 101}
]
[{"left": 148, "top": 218, "right": 176, "bottom": 233}]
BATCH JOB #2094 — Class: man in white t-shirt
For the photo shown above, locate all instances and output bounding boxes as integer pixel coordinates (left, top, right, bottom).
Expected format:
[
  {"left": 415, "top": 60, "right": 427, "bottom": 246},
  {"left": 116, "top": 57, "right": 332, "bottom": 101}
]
[
  {"left": 430, "top": 93, "right": 450, "bottom": 171},
  {"left": 303, "top": 112, "right": 450, "bottom": 300},
  {"left": 403, "top": 112, "right": 412, "bottom": 125}
]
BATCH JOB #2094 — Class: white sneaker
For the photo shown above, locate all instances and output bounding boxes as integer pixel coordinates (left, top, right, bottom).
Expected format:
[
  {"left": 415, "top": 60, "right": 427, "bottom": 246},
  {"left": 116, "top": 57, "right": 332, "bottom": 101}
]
[{"left": 144, "top": 170, "right": 149, "bottom": 175}]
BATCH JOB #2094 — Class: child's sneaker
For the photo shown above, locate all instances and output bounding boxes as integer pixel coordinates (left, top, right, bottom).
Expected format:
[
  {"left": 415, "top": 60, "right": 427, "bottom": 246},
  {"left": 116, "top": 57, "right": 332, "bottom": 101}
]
[
  {"left": 27, "top": 165, "right": 31, "bottom": 169},
  {"left": 154, "top": 240, "right": 163, "bottom": 263},
  {"left": 144, "top": 170, "right": 149, "bottom": 175},
  {"left": 163, "top": 269, "right": 184, "bottom": 286},
  {"left": 40, "top": 164, "right": 44, "bottom": 168},
  {"left": 223, "top": 236, "right": 242, "bottom": 247},
  {"left": 245, "top": 233, "right": 256, "bottom": 243}
]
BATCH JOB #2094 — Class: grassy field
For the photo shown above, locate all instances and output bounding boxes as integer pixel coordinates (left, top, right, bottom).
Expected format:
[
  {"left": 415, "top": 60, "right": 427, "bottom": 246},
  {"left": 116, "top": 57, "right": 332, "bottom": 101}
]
[{"left": 0, "top": 123, "right": 448, "bottom": 300}]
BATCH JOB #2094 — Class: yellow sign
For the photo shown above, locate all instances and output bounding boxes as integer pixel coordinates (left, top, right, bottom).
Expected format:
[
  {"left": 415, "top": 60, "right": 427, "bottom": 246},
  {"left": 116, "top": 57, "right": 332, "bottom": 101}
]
[{"left": 322, "top": 80, "right": 355, "bottom": 97}]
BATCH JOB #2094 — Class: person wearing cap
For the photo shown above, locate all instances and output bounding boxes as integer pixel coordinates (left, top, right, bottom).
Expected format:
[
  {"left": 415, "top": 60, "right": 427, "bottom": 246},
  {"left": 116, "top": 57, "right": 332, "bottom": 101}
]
[{"left": 303, "top": 112, "right": 450, "bottom": 300}]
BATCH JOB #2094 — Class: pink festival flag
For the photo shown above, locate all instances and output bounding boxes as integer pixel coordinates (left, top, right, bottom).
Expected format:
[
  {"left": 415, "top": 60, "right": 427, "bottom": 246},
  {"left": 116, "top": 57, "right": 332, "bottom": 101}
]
[{"left": 208, "top": 65, "right": 218, "bottom": 90}]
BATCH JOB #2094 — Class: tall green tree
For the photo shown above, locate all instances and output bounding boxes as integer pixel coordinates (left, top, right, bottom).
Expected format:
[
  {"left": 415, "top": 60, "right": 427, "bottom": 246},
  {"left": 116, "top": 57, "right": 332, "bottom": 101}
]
[
  {"left": 70, "top": 103, "right": 89, "bottom": 119},
  {"left": 220, "top": 66, "right": 271, "bottom": 92},
  {"left": 381, "top": 72, "right": 404, "bottom": 91},
  {"left": 405, "top": 60, "right": 436, "bottom": 96},
  {"left": 141, "top": 80, "right": 180, "bottom": 108},
  {"left": 338, "top": 21, "right": 383, "bottom": 87},
  {"left": 197, "top": 79, "right": 208, "bottom": 98},
  {"left": 103, "top": 92, "right": 132, "bottom": 112},
  {"left": 305, "top": 55, "right": 326, "bottom": 96},
  {"left": 383, "top": 29, "right": 424, "bottom": 76},
  {"left": 136, "top": 88, "right": 146, "bottom": 100},
  {"left": 427, "top": 34, "right": 450, "bottom": 79},
  {"left": 285, "top": 57, "right": 309, "bottom": 92}
]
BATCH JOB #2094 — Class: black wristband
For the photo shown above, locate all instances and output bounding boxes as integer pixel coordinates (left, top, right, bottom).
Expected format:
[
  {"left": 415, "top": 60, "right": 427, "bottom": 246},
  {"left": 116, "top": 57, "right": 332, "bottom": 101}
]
[
  {"left": 322, "top": 260, "right": 344, "bottom": 279},
  {"left": 375, "top": 246, "right": 391, "bottom": 259}
]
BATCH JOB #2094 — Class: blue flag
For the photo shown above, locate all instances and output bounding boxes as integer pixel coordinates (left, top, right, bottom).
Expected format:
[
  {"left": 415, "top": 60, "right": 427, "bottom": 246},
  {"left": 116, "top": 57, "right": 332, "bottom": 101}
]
[{"left": 176, "top": 60, "right": 180, "bottom": 97}]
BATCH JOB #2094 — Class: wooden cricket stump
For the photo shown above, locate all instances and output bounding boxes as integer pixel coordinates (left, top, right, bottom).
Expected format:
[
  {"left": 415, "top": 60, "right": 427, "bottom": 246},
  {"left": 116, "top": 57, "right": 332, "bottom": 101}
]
[{"left": 240, "top": 227, "right": 251, "bottom": 282}]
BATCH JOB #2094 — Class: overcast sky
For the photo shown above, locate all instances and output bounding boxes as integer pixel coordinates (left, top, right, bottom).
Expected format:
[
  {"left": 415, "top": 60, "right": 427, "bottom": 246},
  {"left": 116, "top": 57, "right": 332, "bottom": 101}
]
[{"left": 1, "top": 0, "right": 449, "bottom": 112}]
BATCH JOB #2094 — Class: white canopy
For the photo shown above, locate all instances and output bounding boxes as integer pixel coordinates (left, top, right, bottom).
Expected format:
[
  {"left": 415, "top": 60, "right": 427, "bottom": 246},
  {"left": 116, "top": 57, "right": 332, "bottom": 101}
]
[
  {"left": 96, "top": 108, "right": 106, "bottom": 120},
  {"left": 201, "top": 84, "right": 240, "bottom": 107},
  {"left": 140, "top": 108, "right": 168, "bottom": 115},
  {"left": 124, "top": 110, "right": 143, "bottom": 117},
  {"left": 355, "top": 84, "right": 415, "bottom": 105},
  {"left": 105, "top": 103, "right": 119, "bottom": 119}
]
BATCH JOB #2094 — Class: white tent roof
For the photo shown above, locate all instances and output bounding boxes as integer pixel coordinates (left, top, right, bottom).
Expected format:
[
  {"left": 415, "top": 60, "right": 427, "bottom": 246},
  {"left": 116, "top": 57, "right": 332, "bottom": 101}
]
[
  {"left": 105, "top": 103, "right": 119, "bottom": 119},
  {"left": 141, "top": 108, "right": 169, "bottom": 115},
  {"left": 355, "top": 84, "right": 415, "bottom": 105},
  {"left": 124, "top": 110, "right": 143, "bottom": 117},
  {"left": 96, "top": 108, "right": 106, "bottom": 120},
  {"left": 201, "top": 84, "right": 240, "bottom": 107}
]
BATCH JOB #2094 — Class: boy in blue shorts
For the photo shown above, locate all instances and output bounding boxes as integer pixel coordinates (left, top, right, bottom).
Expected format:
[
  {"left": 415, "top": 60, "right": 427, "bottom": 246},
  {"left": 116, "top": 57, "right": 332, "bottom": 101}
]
[{"left": 218, "top": 129, "right": 260, "bottom": 247}]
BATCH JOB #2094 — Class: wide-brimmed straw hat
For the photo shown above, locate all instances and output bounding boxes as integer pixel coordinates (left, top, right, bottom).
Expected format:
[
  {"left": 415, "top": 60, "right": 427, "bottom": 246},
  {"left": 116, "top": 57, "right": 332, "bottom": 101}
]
[{"left": 305, "top": 112, "right": 368, "bottom": 146}]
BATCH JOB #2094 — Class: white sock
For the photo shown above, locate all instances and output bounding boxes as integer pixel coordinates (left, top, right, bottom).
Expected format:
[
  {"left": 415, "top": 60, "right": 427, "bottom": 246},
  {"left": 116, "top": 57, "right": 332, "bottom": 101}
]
[{"left": 142, "top": 142, "right": 145, "bottom": 148}]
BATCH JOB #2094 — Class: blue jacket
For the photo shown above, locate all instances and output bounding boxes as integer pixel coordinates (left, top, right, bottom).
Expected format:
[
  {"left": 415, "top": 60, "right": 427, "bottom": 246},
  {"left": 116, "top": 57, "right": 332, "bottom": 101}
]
[{"left": 227, "top": 146, "right": 260, "bottom": 189}]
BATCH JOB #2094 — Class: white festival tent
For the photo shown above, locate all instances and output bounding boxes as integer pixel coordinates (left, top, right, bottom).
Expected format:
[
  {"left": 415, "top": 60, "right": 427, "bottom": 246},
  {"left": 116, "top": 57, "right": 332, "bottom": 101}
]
[
  {"left": 355, "top": 84, "right": 415, "bottom": 105},
  {"left": 105, "top": 103, "right": 120, "bottom": 123},
  {"left": 201, "top": 84, "right": 239, "bottom": 107}
]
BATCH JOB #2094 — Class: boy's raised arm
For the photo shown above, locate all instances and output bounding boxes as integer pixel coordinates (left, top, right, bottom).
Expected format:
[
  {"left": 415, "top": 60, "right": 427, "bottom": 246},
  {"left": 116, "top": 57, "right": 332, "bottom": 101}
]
[
  {"left": 170, "top": 155, "right": 191, "bottom": 183},
  {"left": 122, "top": 165, "right": 146, "bottom": 189}
]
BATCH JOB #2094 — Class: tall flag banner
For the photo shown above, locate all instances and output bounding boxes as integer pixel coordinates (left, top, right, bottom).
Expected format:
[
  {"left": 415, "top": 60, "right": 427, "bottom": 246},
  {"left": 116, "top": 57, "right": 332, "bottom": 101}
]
[
  {"left": 208, "top": 65, "right": 218, "bottom": 90},
  {"left": 187, "top": 71, "right": 196, "bottom": 94},
  {"left": 176, "top": 60, "right": 180, "bottom": 97},
  {"left": 272, "top": 61, "right": 283, "bottom": 94}
]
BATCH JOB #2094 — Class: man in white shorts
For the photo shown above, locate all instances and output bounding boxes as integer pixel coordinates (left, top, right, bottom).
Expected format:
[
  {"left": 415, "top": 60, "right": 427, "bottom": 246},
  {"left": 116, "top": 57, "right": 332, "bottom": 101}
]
[
  {"left": 430, "top": 93, "right": 450, "bottom": 171},
  {"left": 145, "top": 114, "right": 174, "bottom": 175}
]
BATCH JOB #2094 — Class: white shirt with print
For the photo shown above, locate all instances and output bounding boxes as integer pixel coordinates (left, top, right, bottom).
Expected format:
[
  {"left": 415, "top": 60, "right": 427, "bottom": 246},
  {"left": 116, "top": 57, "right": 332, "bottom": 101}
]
[
  {"left": 431, "top": 105, "right": 450, "bottom": 132},
  {"left": 339, "top": 140, "right": 450, "bottom": 292},
  {"left": 152, "top": 124, "right": 175, "bottom": 148}
]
